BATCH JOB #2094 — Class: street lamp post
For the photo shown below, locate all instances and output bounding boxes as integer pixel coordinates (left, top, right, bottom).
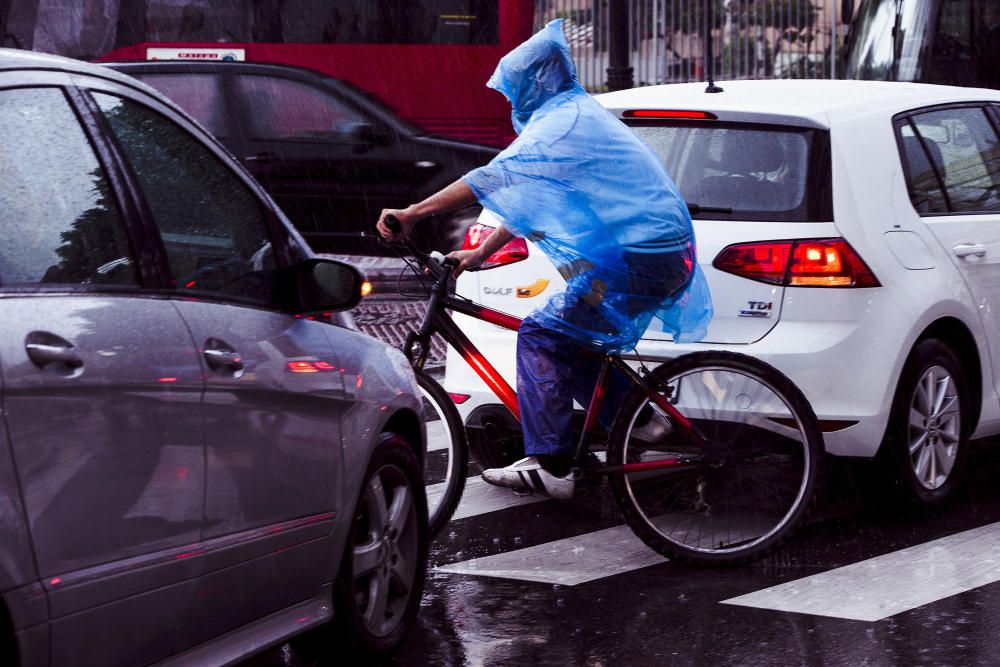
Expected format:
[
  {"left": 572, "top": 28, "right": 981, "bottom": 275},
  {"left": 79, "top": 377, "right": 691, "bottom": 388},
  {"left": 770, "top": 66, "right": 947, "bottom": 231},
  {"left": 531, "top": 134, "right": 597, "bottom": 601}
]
[{"left": 606, "top": 0, "right": 634, "bottom": 91}]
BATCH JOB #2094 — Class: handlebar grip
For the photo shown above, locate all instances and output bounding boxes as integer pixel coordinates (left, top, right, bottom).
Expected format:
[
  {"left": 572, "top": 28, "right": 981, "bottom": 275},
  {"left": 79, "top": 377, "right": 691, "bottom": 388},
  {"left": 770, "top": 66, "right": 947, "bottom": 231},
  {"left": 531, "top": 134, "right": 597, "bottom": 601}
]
[{"left": 385, "top": 214, "right": 402, "bottom": 234}]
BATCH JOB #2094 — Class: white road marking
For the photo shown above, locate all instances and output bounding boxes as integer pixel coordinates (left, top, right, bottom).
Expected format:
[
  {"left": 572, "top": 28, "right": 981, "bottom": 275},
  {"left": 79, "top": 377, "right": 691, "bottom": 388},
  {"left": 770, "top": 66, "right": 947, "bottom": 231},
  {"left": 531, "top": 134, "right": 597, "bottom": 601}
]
[
  {"left": 427, "top": 476, "right": 547, "bottom": 521},
  {"left": 436, "top": 524, "right": 666, "bottom": 585},
  {"left": 426, "top": 419, "right": 448, "bottom": 452},
  {"left": 723, "top": 521, "right": 1000, "bottom": 621}
]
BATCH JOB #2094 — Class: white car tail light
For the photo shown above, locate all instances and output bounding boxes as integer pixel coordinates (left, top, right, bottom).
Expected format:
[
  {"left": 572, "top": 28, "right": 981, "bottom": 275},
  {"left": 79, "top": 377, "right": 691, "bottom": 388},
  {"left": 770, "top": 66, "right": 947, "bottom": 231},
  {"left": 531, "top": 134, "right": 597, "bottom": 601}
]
[
  {"left": 714, "top": 238, "right": 880, "bottom": 288},
  {"left": 462, "top": 223, "right": 529, "bottom": 270}
]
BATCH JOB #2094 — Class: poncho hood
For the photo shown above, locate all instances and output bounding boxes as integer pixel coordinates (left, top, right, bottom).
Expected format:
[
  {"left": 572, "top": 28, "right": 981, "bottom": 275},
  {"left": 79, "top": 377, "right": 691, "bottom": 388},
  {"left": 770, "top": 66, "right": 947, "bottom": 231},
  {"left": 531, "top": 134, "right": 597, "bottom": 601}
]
[
  {"left": 487, "top": 19, "right": 582, "bottom": 133},
  {"left": 465, "top": 20, "right": 713, "bottom": 350}
]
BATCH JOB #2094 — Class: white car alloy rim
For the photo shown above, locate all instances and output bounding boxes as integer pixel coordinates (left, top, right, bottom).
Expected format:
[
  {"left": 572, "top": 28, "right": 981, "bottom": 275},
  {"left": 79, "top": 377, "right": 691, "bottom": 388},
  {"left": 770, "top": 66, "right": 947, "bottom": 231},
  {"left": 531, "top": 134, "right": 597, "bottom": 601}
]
[{"left": 908, "top": 365, "right": 961, "bottom": 490}]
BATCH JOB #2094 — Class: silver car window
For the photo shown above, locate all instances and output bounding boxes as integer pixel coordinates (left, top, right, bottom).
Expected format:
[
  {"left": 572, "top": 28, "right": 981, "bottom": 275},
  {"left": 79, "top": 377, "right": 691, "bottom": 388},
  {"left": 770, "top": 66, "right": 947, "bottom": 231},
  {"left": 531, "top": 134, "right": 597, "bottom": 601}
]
[
  {"left": 92, "top": 92, "right": 280, "bottom": 305},
  {"left": 0, "top": 86, "right": 138, "bottom": 288}
]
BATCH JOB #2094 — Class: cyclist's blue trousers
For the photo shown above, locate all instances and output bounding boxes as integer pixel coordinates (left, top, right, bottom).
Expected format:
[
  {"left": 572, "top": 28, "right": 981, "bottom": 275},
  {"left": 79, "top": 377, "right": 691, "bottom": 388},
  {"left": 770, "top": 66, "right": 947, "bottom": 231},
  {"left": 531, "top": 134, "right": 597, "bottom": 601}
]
[
  {"left": 515, "top": 316, "right": 632, "bottom": 458},
  {"left": 515, "top": 249, "right": 692, "bottom": 458}
]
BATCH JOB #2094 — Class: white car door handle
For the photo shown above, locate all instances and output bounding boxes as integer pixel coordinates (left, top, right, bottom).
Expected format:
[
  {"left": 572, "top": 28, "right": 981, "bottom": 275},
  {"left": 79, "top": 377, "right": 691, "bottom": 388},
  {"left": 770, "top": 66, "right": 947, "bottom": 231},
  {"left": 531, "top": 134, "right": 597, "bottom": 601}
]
[{"left": 953, "top": 243, "right": 987, "bottom": 259}]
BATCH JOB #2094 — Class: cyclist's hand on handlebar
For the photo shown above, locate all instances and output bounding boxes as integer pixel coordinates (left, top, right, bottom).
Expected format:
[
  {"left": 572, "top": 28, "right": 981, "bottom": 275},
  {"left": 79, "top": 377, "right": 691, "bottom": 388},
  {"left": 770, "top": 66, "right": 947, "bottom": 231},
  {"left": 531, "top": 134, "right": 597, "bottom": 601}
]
[
  {"left": 376, "top": 208, "right": 418, "bottom": 242},
  {"left": 445, "top": 248, "right": 485, "bottom": 278}
]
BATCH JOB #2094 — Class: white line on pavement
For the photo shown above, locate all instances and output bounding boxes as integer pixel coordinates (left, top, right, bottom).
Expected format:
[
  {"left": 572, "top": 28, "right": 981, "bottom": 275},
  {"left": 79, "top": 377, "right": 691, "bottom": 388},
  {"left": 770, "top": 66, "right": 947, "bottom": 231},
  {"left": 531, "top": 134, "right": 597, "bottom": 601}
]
[
  {"left": 435, "top": 524, "right": 666, "bottom": 585},
  {"left": 723, "top": 520, "right": 1000, "bottom": 621},
  {"left": 426, "top": 420, "right": 448, "bottom": 451}
]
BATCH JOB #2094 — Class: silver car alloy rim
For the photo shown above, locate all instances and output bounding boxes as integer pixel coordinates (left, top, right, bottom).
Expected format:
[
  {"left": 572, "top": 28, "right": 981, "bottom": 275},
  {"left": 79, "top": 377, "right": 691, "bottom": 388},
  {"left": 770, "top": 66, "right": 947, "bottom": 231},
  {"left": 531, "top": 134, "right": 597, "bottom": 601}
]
[
  {"left": 908, "top": 365, "right": 961, "bottom": 490},
  {"left": 352, "top": 463, "right": 419, "bottom": 637}
]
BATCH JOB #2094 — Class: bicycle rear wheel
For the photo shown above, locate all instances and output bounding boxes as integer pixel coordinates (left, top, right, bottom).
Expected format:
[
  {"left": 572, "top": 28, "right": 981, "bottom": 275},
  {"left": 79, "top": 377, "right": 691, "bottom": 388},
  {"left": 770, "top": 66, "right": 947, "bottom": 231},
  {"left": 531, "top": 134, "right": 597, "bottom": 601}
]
[
  {"left": 608, "top": 352, "right": 822, "bottom": 566},
  {"left": 416, "top": 370, "right": 469, "bottom": 537}
]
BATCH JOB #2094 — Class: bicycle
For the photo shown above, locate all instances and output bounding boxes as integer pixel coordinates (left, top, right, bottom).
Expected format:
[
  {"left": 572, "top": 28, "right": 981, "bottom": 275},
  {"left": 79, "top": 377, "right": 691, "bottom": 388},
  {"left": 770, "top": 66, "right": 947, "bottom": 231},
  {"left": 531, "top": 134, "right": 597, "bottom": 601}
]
[{"left": 380, "top": 216, "right": 823, "bottom": 565}]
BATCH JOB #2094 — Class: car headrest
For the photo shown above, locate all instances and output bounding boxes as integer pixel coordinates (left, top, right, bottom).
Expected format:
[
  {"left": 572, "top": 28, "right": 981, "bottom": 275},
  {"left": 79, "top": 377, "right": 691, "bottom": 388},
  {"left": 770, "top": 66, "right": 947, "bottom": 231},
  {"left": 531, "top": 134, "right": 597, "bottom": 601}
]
[
  {"left": 717, "top": 133, "right": 785, "bottom": 174},
  {"left": 901, "top": 134, "right": 943, "bottom": 182}
]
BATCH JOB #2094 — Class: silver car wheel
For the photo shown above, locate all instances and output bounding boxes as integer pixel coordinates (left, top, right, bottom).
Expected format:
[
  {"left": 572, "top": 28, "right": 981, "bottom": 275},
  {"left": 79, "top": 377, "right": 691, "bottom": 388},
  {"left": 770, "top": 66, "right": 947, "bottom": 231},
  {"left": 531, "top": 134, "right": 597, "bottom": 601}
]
[
  {"left": 351, "top": 463, "right": 419, "bottom": 638},
  {"left": 908, "top": 364, "right": 961, "bottom": 490}
]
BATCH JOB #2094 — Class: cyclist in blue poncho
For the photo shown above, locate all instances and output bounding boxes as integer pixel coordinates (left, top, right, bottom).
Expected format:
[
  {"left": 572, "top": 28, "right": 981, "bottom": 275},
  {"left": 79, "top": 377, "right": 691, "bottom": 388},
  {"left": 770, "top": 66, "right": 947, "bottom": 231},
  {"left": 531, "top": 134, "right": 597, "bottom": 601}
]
[{"left": 377, "top": 19, "right": 712, "bottom": 499}]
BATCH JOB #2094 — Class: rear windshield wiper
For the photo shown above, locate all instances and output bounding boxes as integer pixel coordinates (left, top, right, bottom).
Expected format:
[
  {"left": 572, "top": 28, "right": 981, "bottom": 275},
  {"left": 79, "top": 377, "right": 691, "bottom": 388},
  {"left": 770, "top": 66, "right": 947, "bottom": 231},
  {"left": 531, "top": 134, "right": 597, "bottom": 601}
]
[{"left": 686, "top": 203, "right": 733, "bottom": 214}]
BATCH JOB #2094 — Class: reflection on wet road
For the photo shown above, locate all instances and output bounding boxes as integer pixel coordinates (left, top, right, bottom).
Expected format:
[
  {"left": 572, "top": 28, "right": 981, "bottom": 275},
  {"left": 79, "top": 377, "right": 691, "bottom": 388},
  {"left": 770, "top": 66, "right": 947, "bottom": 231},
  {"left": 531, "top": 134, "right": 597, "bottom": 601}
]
[{"left": 247, "top": 439, "right": 1000, "bottom": 665}]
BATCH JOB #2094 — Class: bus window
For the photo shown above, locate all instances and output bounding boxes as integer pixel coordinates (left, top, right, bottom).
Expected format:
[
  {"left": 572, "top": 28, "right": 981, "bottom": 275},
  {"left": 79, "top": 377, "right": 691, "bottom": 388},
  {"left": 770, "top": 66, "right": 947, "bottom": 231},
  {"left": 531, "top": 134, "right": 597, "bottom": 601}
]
[
  {"left": 895, "top": 0, "right": 935, "bottom": 81},
  {"left": 282, "top": 1, "right": 501, "bottom": 45},
  {"left": 115, "top": 1, "right": 502, "bottom": 48},
  {"left": 842, "top": 0, "right": 933, "bottom": 82},
  {"left": 928, "top": 0, "right": 1000, "bottom": 88},
  {"left": 978, "top": 2, "right": 1000, "bottom": 88},
  {"left": 843, "top": 0, "right": 899, "bottom": 80},
  {"left": 845, "top": 0, "right": 1000, "bottom": 89}
]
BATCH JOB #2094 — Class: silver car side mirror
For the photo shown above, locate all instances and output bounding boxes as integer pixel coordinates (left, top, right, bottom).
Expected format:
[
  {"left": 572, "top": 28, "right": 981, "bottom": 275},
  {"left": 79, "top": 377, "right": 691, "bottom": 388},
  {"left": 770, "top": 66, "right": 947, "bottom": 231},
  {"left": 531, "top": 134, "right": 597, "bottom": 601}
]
[{"left": 295, "top": 257, "right": 364, "bottom": 313}]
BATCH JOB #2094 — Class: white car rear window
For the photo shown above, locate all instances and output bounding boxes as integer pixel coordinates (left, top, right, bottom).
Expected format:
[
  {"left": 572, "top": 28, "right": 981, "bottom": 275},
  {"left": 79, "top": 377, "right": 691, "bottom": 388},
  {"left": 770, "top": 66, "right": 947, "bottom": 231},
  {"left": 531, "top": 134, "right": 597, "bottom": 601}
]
[{"left": 628, "top": 121, "right": 833, "bottom": 222}]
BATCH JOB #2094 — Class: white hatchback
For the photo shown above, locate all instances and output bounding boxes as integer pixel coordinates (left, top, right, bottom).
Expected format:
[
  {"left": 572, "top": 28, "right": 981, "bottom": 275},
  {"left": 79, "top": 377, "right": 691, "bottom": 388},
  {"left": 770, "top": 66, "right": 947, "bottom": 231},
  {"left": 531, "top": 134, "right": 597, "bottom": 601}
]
[{"left": 444, "top": 79, "right": 1000, "bottom": 506}]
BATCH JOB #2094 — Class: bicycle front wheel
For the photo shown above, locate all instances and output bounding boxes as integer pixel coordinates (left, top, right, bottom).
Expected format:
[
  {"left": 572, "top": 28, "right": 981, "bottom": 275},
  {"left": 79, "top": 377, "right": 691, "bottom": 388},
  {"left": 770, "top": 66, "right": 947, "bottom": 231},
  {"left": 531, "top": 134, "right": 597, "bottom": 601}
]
[
  {"left": 416, "top": 370, "right": 469, "bottom": 537},
  {"left": 608, "top": 352, "right": 822, "bottom": 566}
]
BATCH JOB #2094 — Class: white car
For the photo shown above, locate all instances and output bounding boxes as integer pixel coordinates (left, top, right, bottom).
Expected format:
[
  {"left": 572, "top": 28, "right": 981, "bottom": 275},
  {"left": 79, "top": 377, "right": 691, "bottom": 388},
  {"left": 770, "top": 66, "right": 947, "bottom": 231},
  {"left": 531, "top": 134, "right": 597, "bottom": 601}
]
[{"left": 444, "top": 79, "right": 1000, "bottom": 506}]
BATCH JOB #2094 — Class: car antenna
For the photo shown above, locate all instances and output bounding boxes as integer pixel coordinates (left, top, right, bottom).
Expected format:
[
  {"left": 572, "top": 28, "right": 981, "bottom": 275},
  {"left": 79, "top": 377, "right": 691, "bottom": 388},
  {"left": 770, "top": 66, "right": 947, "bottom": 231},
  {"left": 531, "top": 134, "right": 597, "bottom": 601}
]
[{"left": 704, "top": 0, "right": 724, "bottom": 93}]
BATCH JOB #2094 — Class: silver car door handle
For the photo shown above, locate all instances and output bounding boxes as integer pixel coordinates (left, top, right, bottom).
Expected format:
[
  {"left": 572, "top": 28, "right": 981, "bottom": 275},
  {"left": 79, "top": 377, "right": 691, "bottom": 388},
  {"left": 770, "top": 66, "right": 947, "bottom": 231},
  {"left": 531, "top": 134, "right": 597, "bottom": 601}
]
[
  {"left": 953, "top": 243, "right": 987, "bottom": 259},
  {"left": 203, "top": 348, "right": 244, "bottom": 371},
  {"left": 25, "top": 342, "right": 83, "bottom": 368}
]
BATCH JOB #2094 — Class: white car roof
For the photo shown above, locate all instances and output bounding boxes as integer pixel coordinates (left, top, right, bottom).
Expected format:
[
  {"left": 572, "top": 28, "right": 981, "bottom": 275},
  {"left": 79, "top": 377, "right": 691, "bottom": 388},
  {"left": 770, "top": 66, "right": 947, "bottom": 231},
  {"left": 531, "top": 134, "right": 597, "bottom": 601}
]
[{"left": 597, "top": 79, "right": 1000, "bottom": 128}]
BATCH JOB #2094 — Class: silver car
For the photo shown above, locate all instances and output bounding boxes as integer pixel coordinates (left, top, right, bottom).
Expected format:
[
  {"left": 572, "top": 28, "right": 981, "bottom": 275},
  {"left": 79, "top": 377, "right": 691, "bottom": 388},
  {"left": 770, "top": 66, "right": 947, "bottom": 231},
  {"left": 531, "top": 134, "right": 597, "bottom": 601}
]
[{"left": 0, "top": 49, "right": 428, "bottom": 665}]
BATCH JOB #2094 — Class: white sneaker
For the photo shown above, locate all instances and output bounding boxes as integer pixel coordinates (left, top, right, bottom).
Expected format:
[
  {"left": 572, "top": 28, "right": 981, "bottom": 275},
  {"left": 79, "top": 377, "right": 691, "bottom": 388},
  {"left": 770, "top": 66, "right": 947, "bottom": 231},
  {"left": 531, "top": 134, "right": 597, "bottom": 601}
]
[{"left": 481, "top": 456, "right": 575, "bottom": 500}]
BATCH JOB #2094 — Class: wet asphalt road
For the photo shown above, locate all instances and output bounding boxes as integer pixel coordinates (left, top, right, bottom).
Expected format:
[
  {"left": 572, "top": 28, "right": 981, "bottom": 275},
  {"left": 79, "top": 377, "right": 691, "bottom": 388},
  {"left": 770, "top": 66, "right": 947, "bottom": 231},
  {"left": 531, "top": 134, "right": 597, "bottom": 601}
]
[{"left": 246, "top": 439, "right": 1000, "bottom": 666}]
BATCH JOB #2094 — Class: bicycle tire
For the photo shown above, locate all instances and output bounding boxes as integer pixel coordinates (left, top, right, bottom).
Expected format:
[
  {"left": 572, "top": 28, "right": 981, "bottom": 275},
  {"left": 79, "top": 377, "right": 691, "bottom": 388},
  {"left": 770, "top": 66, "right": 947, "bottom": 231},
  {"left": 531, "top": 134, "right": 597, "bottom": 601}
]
[
  {"left": 607, "top": 352, "right": 822, "bottom": 566},
  {"left": 416, "top": 370, "right": 469, "bottom": 536}
]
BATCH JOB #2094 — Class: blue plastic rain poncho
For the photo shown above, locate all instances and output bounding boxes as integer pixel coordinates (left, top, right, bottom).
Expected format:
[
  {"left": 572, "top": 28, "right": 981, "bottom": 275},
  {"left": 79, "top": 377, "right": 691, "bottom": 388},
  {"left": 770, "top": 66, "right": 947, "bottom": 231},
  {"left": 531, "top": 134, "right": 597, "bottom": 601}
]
[{"left": 463, "top": 20, "right": 712, "bottom": 352}]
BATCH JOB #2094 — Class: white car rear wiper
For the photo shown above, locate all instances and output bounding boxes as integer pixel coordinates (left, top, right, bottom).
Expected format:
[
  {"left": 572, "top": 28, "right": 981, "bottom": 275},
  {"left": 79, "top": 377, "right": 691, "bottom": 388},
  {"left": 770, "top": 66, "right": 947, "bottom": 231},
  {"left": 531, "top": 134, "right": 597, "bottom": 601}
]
[{"left": 686, "top": 203, "right": 733, "bottom": 214}]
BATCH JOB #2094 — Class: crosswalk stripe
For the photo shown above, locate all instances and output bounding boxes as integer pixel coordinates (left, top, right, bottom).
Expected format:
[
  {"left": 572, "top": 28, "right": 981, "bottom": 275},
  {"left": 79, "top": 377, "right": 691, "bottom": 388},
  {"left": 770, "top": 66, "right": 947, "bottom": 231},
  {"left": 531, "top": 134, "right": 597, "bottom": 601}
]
[
  {"left": 722, "top": 520, "right": 1000, "bottom": 621},
  {"left": 426, "top": 420, "right": 448, "bottom": 452},
  {"left": 435, "top": 524, "right": 666, "bottom": 585},
  {"left": 427, "top": 476, "right": 547, "bottom": 521}
]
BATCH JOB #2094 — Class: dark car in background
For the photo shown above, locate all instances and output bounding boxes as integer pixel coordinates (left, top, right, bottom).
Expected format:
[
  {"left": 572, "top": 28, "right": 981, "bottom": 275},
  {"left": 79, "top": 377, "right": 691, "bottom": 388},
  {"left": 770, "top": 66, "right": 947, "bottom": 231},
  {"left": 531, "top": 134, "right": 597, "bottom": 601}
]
[{"left": 107, "top": 61, "right": 499, "bottom": 257}]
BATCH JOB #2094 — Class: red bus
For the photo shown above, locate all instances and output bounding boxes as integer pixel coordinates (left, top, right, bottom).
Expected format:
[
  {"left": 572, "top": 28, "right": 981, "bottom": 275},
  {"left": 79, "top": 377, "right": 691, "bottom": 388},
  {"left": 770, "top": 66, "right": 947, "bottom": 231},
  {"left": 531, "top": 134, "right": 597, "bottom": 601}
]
[{"left": 0, "top": 1, "right": 534, "bottom": 147}]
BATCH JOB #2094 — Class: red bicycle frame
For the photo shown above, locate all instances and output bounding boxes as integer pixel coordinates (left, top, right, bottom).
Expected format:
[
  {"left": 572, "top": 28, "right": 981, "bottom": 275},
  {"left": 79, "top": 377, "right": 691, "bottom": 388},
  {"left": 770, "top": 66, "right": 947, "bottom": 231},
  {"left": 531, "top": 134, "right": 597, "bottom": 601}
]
[{"left": 404, "top": 263, "right": 707, "bottom": 475}]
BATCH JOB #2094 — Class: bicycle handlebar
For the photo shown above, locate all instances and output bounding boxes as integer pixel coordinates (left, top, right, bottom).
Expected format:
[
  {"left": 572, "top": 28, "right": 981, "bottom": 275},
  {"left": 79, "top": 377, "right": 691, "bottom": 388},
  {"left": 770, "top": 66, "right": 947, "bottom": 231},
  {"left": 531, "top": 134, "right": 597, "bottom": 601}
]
[
  {"left": 381, "top": 214, "right": 460, "bottom": 290},
  {"left": 384, "top": 214, "right": 459, "bottom": 274},
  {"left": 384, "top": 214, "right": 403, "bottom": 234}
]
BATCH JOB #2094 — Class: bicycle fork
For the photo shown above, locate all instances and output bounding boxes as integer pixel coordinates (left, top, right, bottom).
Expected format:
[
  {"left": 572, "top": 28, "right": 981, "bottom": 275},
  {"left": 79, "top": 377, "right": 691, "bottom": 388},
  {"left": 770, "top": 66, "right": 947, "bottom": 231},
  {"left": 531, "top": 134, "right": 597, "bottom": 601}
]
[{"left": 403, "top": 262, "right": 454, "bottom": 370}]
